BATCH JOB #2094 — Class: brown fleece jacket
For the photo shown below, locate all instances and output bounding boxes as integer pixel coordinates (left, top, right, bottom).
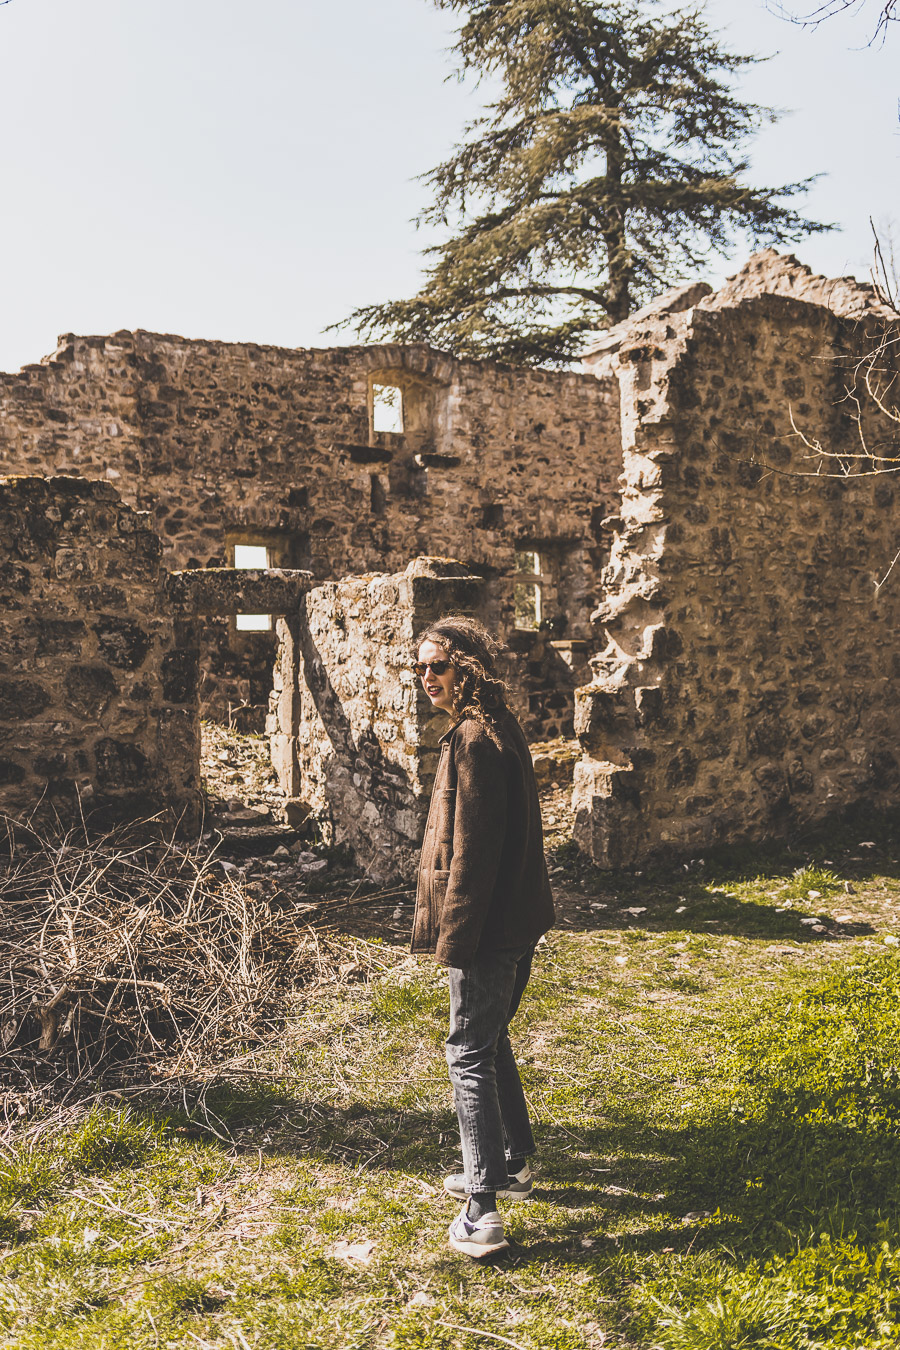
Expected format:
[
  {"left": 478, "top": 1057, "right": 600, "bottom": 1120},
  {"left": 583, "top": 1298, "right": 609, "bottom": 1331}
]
[{"left": 410, "top": 708, "right": 555, "bottom": 967}]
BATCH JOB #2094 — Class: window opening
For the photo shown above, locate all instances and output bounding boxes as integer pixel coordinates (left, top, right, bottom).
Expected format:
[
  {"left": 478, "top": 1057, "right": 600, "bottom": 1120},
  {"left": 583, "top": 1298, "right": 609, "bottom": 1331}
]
[
  {"left": 514, "top": 550, "right": 543, "bottom": 630},
  {"left": 234, "top": 543, "right": 272, "bottom": 632},
  {"left": 372, "top": 383, "right": 403, "bottom": 435}
]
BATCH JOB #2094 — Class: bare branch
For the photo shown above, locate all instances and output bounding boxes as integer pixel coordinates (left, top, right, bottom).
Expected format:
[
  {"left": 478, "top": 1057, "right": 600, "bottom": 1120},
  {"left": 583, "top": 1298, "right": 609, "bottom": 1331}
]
[
  {"left": 877, "top": 542, "right": 900, "bottom": 589},
  {"left": 767, "top": 0, "right": 898, "bottom": 42},
  {"left": 872, "top": 219, "right": 900, "bottom": 307}
]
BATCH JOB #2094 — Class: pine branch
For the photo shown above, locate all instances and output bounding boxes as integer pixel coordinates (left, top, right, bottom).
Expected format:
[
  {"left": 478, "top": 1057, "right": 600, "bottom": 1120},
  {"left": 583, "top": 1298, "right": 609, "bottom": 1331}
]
[{"left": 336, "top": 0, "right": 832, "bottom": 365}]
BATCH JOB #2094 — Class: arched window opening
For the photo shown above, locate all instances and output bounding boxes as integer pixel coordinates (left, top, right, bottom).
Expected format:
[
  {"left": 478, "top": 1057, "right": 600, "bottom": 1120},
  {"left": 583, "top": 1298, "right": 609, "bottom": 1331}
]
[{"left": 372, "top": 383, "right": 403, "bottom": 435}]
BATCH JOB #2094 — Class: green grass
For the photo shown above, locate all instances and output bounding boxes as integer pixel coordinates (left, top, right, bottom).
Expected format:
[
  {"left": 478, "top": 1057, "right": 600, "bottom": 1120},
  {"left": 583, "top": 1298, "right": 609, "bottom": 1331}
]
[
  {"left": 1, "top": 826, "right": 900, "bottom": 1347},
  {"left": 640, "top": 952, "right": 900, "bottom": 1349}
]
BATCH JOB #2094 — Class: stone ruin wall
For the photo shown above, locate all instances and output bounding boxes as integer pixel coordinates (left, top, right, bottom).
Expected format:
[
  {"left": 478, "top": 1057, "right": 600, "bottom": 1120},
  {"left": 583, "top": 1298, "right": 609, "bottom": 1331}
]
[
  {"left": 575, "top": 263, "right": 900, "bottom": 865},
  {"left": 1, "top": 251, "right": 899, "bottom": 873},
  {"left": 0, "top": 336, "right": 620, "bottom": 737},
  {"left": 269, "top": 558, "right": 485, "bottom": 880},
  {"left": 0, "top": 476, "right": 200, "bottom": 831}
]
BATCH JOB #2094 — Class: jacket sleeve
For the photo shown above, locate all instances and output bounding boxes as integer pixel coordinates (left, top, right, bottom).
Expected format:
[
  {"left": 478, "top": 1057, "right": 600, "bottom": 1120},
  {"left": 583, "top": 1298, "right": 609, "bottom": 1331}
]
[{"left": 434, "top": 728, "right": 507, "bottom": 967}]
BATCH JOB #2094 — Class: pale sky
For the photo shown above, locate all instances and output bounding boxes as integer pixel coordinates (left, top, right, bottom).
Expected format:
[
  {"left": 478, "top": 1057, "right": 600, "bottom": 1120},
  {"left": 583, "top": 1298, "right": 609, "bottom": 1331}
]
[{"left": 0, "top": 0, "right": 896, "bottom": 373}]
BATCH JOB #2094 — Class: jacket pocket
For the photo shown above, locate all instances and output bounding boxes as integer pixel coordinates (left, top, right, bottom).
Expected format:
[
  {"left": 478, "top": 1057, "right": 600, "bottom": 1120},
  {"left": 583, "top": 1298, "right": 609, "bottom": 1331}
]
[
  {"left": 432, "top": 869, "right": 450, "bottom": 910},
  {"left": 434, "top": 788, "right": 456, "bottom": 842}
]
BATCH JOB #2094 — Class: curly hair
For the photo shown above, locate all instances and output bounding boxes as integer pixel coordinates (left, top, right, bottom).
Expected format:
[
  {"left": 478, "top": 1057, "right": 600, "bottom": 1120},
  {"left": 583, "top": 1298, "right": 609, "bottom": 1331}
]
[{"left": 416, "top": 615, "right": 509, "bottom": 739}]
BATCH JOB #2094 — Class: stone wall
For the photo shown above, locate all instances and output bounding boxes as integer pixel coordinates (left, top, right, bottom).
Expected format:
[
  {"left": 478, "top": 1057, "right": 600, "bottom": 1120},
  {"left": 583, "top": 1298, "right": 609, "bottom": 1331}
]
[
  {"left": 268, "top": 558, "right": 484, "bottom": 881},
  {"left": 0, "top": 336, "right": 620, "bottom": 731},
  {"left": 505, "top": 632, "right": 591, "bottom": 740},
  {"left": 0, "top": 476, "right": 200, "bottom": 830},
  {"left": 574, "top": 263, "right": 900, "bottom": 865},
  {"left": 4, "top": 250, "right": 899, "bottom": 872}
]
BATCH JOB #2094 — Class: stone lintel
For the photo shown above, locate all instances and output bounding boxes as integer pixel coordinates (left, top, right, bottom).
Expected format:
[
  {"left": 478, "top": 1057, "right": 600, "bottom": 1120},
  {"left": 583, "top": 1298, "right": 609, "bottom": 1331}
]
[
  {"left": 400, "top": 555, "right": 484, "bottom": 613},
  {"left": 335, "top": 442, "right": 394, "bottom": 464},
  {"left": 414, "top": 452, "right": 462, "bottom": 469},
  {"left": 167, "top": 568, "right": 313, "bottom": 615}
]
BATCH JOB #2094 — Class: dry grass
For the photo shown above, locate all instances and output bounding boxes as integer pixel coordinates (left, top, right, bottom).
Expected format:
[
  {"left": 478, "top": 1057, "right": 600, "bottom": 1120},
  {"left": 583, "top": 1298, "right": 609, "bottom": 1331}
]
[
  {"left": 0, "top": 816, "right": 404, "bottom": 1125},
  {"left": 0, "top": 806, "right": 900, "bottom": 1346}
]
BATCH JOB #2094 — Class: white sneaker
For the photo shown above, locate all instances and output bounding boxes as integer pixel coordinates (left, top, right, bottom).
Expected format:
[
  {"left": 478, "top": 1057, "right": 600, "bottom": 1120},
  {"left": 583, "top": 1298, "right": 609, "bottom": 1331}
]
[
  {"left": 448, "top": 1204, "right": 509, "bottom": 1258},
  {"left": 443, "top": 1164, "right": 533, "bottom": 1201}
]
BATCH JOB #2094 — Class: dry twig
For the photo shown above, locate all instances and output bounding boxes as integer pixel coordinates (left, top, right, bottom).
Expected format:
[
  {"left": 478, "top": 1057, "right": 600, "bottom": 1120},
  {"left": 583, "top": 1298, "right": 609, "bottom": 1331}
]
[{"left": 0, "top": 818, "right": 327, "bottom": 1111}]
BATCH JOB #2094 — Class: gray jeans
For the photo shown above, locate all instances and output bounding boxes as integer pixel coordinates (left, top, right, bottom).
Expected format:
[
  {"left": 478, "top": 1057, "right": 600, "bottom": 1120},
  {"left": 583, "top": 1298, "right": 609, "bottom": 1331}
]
[{"left": 446, "top": 943, "right": 537, "bottom": 1194}]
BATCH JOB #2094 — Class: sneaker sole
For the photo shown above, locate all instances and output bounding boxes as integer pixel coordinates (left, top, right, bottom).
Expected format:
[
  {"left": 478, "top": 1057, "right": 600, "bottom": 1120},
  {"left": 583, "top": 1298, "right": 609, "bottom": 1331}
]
[
  {"left": 443, "top": 1178, "right": 533, "bottom": 1201},
  {"left": 448, "top": 1232, "right": 510, "bottom": 1258}
]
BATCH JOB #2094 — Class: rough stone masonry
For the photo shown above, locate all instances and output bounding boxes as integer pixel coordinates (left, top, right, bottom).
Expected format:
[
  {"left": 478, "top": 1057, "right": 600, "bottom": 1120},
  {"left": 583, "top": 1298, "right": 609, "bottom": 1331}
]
[
  {"left": 268, "top": 557, "right": 485, "bottom": 880},
  {"left": 0, "top": 476, "right": 200, "bottom": 828},
  {"left": 0, "top": 250, "right": 898, "bottom": 871},
  {"left": 575, "top": 251, "right": 900, "bottom": 865},
  {"left": 0, "top": 332, "right": 617, "bottom": 735}
]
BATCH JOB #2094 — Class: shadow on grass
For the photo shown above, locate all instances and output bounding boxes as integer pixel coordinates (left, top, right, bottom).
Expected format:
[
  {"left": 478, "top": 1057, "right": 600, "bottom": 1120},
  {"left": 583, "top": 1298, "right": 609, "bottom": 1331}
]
[
  {"left": 323, "top": 818, "right": 897, "bottom": 947},
  {"left": 538, "top": 811, "right": 900, "bottom": 941},
  {"left": 324, "top": 880, "right": 877, "bottom": 947},
  {"left": 147, "top": 1077, "right": 900, "bottom": 1271},
  {"left": 552, "top": 890, "right": 877, "bottom": 942}
]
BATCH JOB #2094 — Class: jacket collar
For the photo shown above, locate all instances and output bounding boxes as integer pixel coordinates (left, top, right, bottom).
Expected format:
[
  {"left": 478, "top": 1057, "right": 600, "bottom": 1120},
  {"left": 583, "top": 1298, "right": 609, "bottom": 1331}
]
[
  {"left": 438, "top": 707, "right": 510, "bottom": 744},
  {"left": 439, "top": 717, "right": 464, "bottom": 744}
]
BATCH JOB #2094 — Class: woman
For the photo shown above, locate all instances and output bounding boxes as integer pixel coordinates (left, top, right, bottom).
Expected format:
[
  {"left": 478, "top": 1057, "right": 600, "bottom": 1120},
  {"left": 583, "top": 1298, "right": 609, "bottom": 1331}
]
[{"left": 410, "top": 616, "right": 555, "bottom": 1258}]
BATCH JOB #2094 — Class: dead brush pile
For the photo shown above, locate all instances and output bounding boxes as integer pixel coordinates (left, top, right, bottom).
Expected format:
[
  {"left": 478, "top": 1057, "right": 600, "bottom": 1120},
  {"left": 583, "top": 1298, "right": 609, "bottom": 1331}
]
[{"left": 0, "top": 820, "right": 329, "bottom": 1108}]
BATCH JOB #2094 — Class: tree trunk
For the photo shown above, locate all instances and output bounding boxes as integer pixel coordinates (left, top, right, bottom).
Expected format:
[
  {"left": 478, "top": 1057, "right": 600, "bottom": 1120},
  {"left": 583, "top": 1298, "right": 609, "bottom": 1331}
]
[{"left": 601, "top": 127, "right": 630, "bottom": 325}]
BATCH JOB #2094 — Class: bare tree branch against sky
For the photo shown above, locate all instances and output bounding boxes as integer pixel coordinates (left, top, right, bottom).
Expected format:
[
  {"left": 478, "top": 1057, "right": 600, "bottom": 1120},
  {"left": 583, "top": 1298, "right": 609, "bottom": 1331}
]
[{"left": 768, "top": 0, "right": 897, "bottom": 41}]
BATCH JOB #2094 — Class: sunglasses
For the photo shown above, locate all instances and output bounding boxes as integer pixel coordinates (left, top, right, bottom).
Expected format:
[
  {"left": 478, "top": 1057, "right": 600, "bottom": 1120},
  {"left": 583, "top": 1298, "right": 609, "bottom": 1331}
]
[{"left": 413, "top": 660, "right": 453, "bottom": 677}]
